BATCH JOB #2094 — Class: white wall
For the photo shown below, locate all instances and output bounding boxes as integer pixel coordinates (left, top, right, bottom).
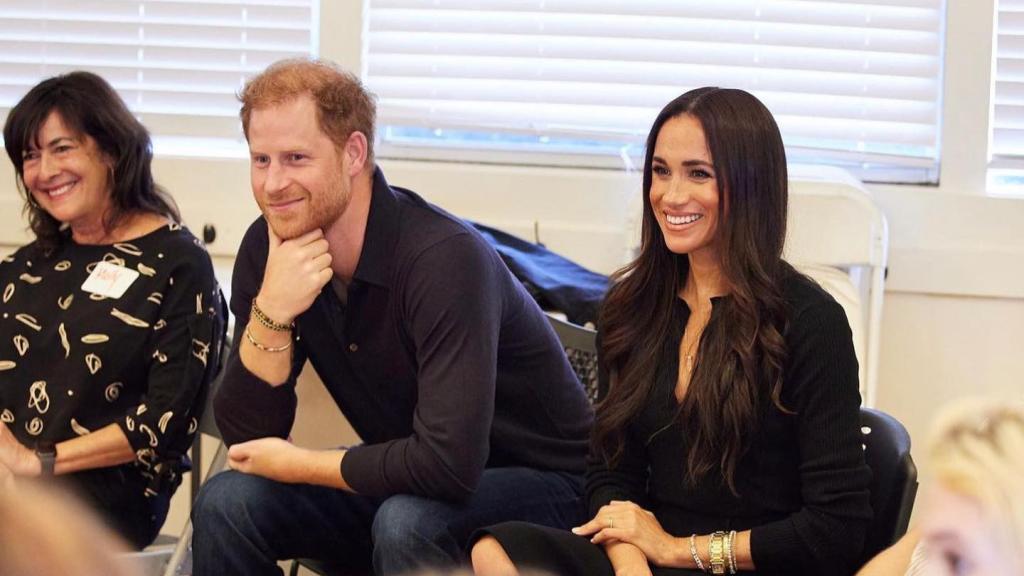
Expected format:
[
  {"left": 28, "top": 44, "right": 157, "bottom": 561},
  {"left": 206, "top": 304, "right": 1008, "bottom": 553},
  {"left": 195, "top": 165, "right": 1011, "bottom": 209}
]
[{"left": 1, "top": 0, "right": 1020, "bottom": 537}]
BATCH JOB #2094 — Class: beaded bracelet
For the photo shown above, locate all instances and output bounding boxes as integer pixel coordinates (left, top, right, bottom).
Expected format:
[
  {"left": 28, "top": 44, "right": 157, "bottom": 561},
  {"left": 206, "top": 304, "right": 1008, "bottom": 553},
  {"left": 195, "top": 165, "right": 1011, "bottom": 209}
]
[
  {"left": 245, "top": 325, "right": 292, "bottom": 353},
  {"left": 689, "top": 533, "right": 707, "bottom": 572},
  {"left": 251, "top": 300, "right": 293, "bottom": 332},
  {"left": 726, "top": 530, "right": 737, "bottom": 574}
]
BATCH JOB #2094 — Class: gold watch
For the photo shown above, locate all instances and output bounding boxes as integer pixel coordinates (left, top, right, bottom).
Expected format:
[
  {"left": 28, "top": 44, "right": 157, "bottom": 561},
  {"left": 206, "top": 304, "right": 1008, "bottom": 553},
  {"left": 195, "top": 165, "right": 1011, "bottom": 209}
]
[{"left": 708, "top": 531, "right": 727, "bottom": 574}]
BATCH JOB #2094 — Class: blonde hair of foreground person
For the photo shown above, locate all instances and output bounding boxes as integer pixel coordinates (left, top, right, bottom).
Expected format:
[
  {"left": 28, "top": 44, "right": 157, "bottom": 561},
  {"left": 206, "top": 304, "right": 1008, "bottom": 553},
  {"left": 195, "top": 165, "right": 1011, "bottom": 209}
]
[
  {"left": 860, "top": 397, "right": 1024, "bottom": 576},
  {"left": 0, "top": 469, "right": 140, "bottom": 576},
  {"left": 916, "top": 397, "right": 1024, "bottom": 575}
]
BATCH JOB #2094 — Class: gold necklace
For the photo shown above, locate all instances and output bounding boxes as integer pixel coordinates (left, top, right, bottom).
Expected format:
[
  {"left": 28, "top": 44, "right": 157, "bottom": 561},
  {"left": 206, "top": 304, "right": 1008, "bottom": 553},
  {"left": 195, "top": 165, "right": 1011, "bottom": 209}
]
[
  {"left": 681, "top": 337, "right": 699, "bottom": 373},
  {"left": 680, "top": 304, "right": 710, "bottom": 375}
]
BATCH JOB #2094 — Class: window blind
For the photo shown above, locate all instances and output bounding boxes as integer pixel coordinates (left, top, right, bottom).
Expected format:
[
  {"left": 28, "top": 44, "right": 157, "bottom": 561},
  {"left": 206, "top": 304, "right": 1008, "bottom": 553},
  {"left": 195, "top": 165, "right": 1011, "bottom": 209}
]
[
  {"left": 993, "top": 0, "right": 1024, "bottom": 166},
  {"left": 366, "top": 0, "right": 945, "bottom": 183},
  {"left": 0, "top": 0, "right": 316, "bottom": 144}
]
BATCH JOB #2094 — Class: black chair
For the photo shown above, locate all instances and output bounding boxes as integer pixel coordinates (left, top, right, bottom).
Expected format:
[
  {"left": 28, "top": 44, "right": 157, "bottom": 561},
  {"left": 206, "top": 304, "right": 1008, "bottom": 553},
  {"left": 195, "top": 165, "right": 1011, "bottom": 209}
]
[
  {"left": 545, "top": 313, "right": 599, "bottom": 404},
  {"left": 859, "top": 406, "right": 918, "bottom": 563}
]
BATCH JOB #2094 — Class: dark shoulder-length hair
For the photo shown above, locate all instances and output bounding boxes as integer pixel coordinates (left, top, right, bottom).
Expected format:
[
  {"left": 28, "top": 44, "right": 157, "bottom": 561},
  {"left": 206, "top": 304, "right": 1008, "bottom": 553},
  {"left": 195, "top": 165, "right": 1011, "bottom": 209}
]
[
  {"left": 594, "top": 87, "right": 792, "bottom": 493},
  {"left": 3, "top": 71, "right": 179, "bottom": 253}
]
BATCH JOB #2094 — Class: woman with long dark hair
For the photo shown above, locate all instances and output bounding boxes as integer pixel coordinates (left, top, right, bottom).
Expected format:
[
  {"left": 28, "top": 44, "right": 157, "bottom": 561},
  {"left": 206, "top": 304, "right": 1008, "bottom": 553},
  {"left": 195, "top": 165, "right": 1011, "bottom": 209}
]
[
  {"left": 471, "top": 88, "right": 872, "bottom": 575},
  {"left": 0, "top": 71, "right": 225, "bottom": 548}
]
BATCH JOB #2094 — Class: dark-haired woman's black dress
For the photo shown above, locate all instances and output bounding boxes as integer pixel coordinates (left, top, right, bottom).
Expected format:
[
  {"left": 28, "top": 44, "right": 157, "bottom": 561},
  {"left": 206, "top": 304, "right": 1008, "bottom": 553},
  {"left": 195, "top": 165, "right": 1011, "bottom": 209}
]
[{"left": 476, "top": 274, "right": 872, "bottom": 576}]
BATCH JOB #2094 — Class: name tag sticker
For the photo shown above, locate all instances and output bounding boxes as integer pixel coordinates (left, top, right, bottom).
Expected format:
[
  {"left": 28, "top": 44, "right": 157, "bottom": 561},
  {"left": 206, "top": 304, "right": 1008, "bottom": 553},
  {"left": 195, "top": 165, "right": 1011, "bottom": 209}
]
[{"left": 81, "top": 261, "right": 140, "bottom": 299}]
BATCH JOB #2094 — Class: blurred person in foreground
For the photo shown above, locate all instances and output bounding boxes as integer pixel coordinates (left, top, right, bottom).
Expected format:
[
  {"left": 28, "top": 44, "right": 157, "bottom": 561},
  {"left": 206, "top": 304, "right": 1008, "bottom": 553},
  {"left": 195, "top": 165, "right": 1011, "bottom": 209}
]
[
  {"left": 857, "top": 397, "right": 1024, "bottom": 576},
  {"left": 0, "top": 461, "right": 140, "bottom": 576}
]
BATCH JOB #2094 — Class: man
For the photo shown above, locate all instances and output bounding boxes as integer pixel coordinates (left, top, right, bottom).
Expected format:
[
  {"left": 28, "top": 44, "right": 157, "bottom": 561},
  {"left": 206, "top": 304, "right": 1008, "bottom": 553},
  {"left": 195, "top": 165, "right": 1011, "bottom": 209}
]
[{"left": 191, "top": 58, "right": 593, "bottom": 576}]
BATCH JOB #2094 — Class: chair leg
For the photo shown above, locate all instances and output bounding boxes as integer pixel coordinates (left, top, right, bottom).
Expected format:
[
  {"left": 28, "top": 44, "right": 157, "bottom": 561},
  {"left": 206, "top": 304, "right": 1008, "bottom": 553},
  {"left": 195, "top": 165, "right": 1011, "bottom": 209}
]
[
  {"left": 163, "top": 442, "right": 230, "bottom": 576},
  {"left": 161, "top": 524, "right": 191, "bottom": 576}
]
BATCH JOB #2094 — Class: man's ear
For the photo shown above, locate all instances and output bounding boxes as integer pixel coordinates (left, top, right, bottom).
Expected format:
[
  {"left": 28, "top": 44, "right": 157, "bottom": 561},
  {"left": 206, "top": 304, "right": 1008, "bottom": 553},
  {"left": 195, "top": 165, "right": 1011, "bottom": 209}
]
[{"left": 342, "top": 131, "right": 369, "bottom": 177}]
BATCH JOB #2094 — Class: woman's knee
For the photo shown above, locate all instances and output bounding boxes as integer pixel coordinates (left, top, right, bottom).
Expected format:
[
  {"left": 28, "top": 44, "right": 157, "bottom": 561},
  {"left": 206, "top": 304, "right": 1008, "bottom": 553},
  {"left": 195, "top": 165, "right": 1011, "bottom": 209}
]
[{"left": 471, "top": 535, "right": 517, "bottom": 576}]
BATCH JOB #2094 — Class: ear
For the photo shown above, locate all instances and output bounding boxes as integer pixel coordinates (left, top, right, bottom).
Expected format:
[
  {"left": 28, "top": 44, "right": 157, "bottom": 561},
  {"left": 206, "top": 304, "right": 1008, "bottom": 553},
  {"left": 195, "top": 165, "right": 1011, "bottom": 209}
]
[
  {"left": 102, "top": 154, "right": 117, "bottom": 189},
  {"left": 100, "top": 151, "right": 117, "bottom": 174},
  {"left": 341, "top": 131, "right": 369, "bottom": 177}
]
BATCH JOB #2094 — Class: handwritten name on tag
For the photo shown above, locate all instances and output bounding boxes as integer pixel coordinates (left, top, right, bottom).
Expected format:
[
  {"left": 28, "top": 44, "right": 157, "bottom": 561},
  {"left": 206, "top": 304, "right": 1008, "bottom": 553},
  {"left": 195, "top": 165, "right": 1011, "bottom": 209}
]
[{"left": 81, "top": 261, "right": 140, "bottom": 299}]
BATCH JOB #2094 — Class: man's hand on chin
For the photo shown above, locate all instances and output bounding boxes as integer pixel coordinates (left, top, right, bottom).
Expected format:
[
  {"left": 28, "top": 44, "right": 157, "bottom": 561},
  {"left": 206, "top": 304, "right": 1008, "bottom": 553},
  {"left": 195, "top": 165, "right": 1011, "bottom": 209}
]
[{"left": 257, "top": 225, "right": 333, "bottom": 325}]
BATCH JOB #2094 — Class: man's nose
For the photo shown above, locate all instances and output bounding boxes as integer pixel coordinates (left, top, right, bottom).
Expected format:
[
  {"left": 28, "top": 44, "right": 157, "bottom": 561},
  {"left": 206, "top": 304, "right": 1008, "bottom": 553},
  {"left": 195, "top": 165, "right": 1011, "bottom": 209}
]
[{"left": 263, "top": 162, "right": 286, "bottom": 193}]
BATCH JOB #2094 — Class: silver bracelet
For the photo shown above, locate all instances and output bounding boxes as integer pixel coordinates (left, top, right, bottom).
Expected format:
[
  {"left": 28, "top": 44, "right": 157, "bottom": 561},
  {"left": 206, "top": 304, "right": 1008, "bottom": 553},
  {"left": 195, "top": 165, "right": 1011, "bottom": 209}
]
[{"left": 690, "top": 533, "right": 707, "bottom": 572}]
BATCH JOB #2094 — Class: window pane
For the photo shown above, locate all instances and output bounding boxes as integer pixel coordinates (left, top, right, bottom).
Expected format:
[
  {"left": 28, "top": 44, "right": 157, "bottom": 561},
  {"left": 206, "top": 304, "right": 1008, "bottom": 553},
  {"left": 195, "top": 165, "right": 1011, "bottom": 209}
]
[
  {"left": 0, "top": 0, "right": 316, "bottom": 144},
  {"left": 366, "top": 0, "right": 945, "bottom": 184}
]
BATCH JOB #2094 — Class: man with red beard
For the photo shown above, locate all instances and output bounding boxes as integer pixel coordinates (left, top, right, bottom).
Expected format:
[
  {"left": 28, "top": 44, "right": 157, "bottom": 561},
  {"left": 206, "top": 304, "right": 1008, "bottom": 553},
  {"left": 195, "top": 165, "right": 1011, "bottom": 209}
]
[{"left": 191, "top": 58, "right": 593, "bottom": 576}]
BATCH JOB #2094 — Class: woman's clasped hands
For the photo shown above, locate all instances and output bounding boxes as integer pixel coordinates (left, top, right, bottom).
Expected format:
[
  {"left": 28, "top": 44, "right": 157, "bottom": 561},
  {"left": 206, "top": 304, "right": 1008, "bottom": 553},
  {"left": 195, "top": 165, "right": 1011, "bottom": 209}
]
[{"left": 572, "top": 500, "right": 685, "bottom": 567}]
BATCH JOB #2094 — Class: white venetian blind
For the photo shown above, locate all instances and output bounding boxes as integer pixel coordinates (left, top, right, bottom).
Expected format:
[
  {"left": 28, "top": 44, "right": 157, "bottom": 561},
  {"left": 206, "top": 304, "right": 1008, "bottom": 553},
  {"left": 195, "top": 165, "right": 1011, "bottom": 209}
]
[
  {"left": 993, "top": 0, "right": 1024, "bottom": 165},
  {"left": 0, "top": 0, "right": 316, "bottom": 144},
  {"left": 366, "top": 0, "right": 945, "bottom": 183}
]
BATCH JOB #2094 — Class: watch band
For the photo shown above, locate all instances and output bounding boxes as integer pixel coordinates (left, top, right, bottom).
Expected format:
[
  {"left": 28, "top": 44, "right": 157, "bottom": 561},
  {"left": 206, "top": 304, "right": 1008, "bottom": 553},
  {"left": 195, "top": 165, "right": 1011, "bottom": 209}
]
[
  {"left": 35, "top": 441, "right": 56, "bottom": 477},
  {"left": 709, "top": 531, "right": 727, "bottom": 574}
]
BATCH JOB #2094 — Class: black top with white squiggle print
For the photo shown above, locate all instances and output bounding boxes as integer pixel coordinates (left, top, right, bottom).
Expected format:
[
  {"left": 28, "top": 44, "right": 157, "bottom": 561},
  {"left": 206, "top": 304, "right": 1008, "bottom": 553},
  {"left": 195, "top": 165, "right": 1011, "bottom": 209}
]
[{"left": 0, "top": 224, "right": 224, "bottom": 494}]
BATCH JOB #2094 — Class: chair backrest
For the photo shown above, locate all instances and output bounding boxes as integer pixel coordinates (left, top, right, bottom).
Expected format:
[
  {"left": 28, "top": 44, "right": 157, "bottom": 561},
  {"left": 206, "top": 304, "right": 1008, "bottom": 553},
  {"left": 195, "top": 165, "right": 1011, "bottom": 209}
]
[
  {"left": 545, "top": 313, "right": 599, "bottom": 404},
  {"left": 189, "top": 333, "right": 232, "bottom": 501},
  {"left": 785, "top": 167, "right": 889, "bottom": 406},
  {"left": 860, "top": 406, "right": 918, "bottom": 561},
  {"left": 198, "top": 335, "right": 230, "bottom": 439}
]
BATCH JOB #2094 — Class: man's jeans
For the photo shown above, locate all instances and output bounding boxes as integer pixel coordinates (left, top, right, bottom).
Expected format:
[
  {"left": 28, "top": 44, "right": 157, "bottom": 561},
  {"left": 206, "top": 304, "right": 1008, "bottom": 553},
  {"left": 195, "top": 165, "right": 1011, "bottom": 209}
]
[{"left": 191, "top": 467, "right": 584, "bottom": 576}]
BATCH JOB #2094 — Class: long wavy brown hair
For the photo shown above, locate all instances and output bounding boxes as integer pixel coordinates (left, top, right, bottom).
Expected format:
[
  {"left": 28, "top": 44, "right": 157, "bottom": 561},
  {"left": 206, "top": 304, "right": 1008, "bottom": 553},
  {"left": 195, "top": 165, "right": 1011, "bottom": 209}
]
[
  {"left": 594, "top": 88, "right": 792, "bottom": 493},
  {"left": 3, "top": 71, "right": 179, "bottom": 254}
]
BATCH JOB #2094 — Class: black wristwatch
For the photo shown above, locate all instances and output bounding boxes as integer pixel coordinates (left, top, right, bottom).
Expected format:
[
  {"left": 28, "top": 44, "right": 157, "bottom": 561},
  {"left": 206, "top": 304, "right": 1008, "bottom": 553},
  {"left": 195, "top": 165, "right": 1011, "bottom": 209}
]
[{"left": 35, "top": 440, "right": 57, "bottom": 477}]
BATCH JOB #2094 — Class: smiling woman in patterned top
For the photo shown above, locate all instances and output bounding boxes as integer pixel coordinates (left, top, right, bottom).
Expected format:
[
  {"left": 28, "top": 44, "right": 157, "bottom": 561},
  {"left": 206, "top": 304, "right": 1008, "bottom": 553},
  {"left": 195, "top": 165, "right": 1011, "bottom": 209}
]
[{"left": 0, "top": 71, "right": 226, "bottom": 548}]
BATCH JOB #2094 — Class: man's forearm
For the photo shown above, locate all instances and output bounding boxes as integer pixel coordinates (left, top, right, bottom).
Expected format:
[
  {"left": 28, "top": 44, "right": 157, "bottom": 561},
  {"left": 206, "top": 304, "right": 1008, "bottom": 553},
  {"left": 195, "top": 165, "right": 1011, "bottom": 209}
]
[
  {"left": 305, "top": 449, "right": 353, "bottom": 491},
  {"left": 239, "top": 226, "right": 331, "bottom": 387},
  {"left": 227, "top": 439, "right": 354, "bottom": 491}
]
